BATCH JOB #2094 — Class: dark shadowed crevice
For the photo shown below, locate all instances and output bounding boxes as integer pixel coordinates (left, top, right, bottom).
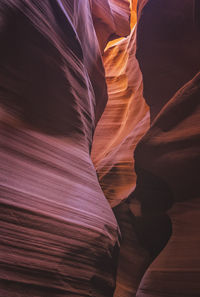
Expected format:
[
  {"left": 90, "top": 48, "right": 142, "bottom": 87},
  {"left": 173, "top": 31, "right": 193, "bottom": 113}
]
[{"left": 128, "top": 168, "right": 173, "bottom": 260}]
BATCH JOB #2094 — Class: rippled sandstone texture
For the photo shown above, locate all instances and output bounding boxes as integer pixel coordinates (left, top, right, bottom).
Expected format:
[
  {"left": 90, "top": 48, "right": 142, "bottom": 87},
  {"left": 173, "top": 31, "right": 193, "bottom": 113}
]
[
  {"left": 91, "top": 3, "right": 151, "bottom": 295},
  {"left": 1, "top": 0, "right": 200, "bottom": 296},
  {"left": 91, "top": 8, "right": 149, "bottom": 208},
  {"left": 0, "top": 1, "right": 130, "bottom": 296}
]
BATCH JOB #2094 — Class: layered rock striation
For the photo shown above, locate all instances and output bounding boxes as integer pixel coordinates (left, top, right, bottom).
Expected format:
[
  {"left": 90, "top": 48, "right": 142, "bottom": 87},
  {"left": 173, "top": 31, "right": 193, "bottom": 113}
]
[
  {"left": 0, "top": 1, "right": 128, "bottom": 296},
  {"left": 1, "top": 0, "right": 200, "bottom": 296}
]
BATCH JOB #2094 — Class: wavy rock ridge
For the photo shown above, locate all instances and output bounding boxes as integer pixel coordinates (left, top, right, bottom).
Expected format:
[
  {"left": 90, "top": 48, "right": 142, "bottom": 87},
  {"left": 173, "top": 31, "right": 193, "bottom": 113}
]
[
  {"left": 0, "top": 1, "right": 124, "bottom": 296},
  {"left": 0, "top": 0, "right": 200, "bottom": 296}
]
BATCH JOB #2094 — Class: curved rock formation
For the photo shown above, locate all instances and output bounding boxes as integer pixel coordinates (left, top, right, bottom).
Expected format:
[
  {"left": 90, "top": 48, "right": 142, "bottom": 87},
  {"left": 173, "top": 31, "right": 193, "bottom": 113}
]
[
  {"left": 0, "top": 1, "right": 124, "bottom": 296},
  {"left": 135, "top": 72, "right": 200, "bottom": 202},
  {"left": 91, "top": 3, "right": 149, "bottom": 208},
  {"left": 136, "top": 0, "right": 200, "bottom": 120},
  {"left": 91, "top": 2, "right": 151, "bottom": 296},
  {"left": 134, "top": 71, "right": 200, "bottom": 297},
  {"left": 1, "top": 0, "right": 200, "bottom": 296},
  {"left": 133, "top": 1, "right": 200, "bottom": 295},
  {"left": 91, "top": 0, "right": 131, "bottom": 52}
]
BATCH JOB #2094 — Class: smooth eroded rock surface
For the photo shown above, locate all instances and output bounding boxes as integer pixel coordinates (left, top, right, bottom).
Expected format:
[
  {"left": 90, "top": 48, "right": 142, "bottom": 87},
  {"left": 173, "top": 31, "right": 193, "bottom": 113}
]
[
  {"left": 92, "top": 2, "right": 151, "bottom": 296},
  {"left": 134, "top": 62, "right": 200, "bottom": 297},
  {"left": 136, "top": 0, "right": 200, "bottom": 120},
  {"left": 132, "top": 2, "right": 200, "bottom": 296},
  {"left": 0, "top": 1, "right": 124, "bottom": 296}
]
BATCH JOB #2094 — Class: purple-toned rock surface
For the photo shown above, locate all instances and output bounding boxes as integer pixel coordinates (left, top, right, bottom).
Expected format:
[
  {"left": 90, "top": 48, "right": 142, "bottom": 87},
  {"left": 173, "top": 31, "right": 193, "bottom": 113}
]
[
  {"left": 0, "top": 1, "right": 124, "bottom": 296},
  {"left": 133, "top": 1, "right": 200, "bottom": 295},
  {"left": 136, "top": 0, "right": 200, "bottom": 120},
  {"left": 1, "top": 0, "right": 200, "bottom": 296},
  {"left": 133, "top": 72, "right": 200, "bottom": 296}
]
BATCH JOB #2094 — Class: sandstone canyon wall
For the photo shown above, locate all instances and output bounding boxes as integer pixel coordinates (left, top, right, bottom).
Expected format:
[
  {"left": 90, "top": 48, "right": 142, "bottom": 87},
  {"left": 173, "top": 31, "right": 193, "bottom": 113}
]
[
  {"left": 91, "top": 3, "right": 149, "bottom": 208},
  {"left": 0, "top": 0, "right": 200, "bottom": 297},
  {"left": 91, "top": 2, "right": 151, "bottom": 296},
  {"left": 92, "top": 0, "right": 200, "bottom": 296},
  {"left": 133, "top": 1, "right": 200, "bottom": 296},
  {"left": 0, "top": 1, "right": 126, "bottom": 296}
]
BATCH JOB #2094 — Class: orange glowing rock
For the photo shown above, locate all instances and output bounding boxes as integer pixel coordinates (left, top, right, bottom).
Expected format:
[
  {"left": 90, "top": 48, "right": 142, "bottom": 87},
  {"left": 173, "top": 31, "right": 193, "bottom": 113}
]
[{"left": 92, "top": 0, "right": 150, "bottom": 207}]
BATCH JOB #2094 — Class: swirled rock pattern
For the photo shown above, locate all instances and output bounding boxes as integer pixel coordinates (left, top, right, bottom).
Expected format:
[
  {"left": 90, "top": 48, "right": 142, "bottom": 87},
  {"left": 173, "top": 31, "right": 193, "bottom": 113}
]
[
  {"left": 91, "top": 4, "right": 149, "bottom": 208},
  {"left": 1, "top": 0, "right": 200, "bottom": 296},
  {"left": 91, "top": 0, "right": 131, "bottom": 52},
  {"left": 91, "top": 2, "right": 151, "bottom": 296},
  {"left": 0, "top": 1, "right": 128, "bottom": 296}
]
